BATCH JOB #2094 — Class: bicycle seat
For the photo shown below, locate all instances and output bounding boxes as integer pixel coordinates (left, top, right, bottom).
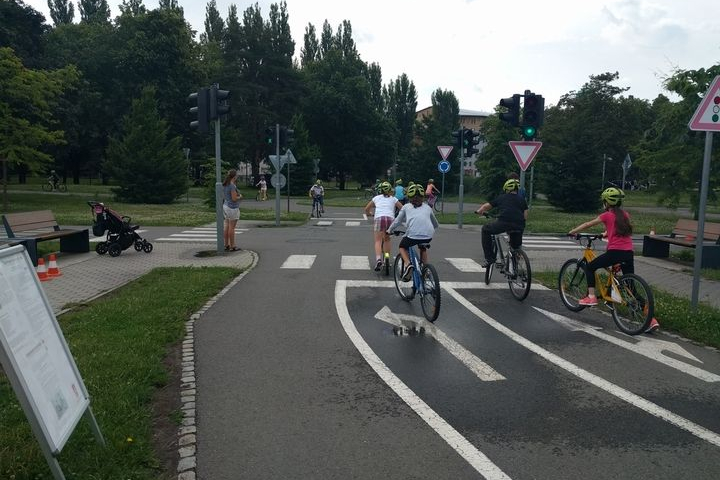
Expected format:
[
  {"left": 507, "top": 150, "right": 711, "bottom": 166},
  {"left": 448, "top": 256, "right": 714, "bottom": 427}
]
[{"left": 418, "top": 243, "right": 431, "bottom": 250}]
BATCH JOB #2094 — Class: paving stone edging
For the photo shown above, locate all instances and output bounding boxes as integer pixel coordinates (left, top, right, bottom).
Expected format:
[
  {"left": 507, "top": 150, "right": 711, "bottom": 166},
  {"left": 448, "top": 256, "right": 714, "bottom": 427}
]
[{"left": 176, "top": 251, "right": 259, "bottom": 480}]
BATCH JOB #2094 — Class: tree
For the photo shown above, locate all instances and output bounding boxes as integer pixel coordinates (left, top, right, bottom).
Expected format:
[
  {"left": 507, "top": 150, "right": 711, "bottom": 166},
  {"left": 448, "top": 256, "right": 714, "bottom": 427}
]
[
  {"left": 300, "top": 23, "right": 319, "bottom": 67},
  {"left": 119, "top": 0, "right": 146, "bottom": 16},
  {"left": 201, "top": 0, "right": 224, "bottom": 44},
  {"left": 474, "top": 111, "right": 522, "bottom": 199},
  {"left": 104, "top": 86, "right": 186, "bottom": 203},
  {"left": 0, "top": 47, "right": 78, "bottom": 178},
  {"left": 48, "top": 0, "right": 75, "bottom": 26},
  {"left": 384, "top": 73, "right": 417, "bottom": 172},
  {"left": 0, "top": 0, "right": 49, "bottom": 67},
  {"left": 78, "top": 0, "right": 110, "bottom": 23}
]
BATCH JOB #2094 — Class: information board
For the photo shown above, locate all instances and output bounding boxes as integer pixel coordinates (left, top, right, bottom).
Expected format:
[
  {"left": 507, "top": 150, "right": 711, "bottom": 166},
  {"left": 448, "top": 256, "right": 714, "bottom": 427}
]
[{"left": 0, "top": 245, "right": 90, "bottom": 454}]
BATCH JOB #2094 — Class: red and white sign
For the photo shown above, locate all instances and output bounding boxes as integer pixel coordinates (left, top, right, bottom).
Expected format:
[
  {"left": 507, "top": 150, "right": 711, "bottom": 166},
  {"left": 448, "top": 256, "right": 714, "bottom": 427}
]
[
  {"left": 437, "top": 145, "right": 453, "bottom": 161},
  {"left": 508, "top": 141, "right": 542, "bottom": 171},
  {"left": 689, "top": 75, "right": 720, "bottom": 132}
]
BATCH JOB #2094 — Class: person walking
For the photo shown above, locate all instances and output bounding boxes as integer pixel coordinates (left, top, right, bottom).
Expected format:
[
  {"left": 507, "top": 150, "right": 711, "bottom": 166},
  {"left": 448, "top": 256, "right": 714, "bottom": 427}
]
[{"left": 223, "top": 169, "right": 242, "bottom": 251}]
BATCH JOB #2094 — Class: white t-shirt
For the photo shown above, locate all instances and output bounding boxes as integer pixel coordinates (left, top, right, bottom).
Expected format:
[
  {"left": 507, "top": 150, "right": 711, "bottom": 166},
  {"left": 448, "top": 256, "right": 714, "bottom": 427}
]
[{"left": 372, "top": 194, "right": 398, "bottom": 219}]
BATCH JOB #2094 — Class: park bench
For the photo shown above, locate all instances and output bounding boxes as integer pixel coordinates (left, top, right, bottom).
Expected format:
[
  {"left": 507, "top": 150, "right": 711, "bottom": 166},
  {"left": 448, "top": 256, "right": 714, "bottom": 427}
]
[
  {"left": 2, "top": 210, "right": 89, "bottom": 266},
  {"left": 642, "top": 218, "right": 720, "bottom": 268}
]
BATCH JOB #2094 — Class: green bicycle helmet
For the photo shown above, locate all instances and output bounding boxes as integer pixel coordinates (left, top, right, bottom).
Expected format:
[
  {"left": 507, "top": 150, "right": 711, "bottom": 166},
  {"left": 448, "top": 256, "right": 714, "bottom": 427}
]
[
  {"left": 395, "top": 179, "right": 403, "bottom": 185},
  {"left": 601, "top": 187, "right": 625, "bottom": 206},
  {"left": 503, "top": 178, "right": 520, "bottom": 193},
  {"left": 379, "top": 181, "right": 392, "bottom": 194},
  {"left": 315, "top": 179, "right": 322, "bottom": 185},
  {"left": 406, "top": 184, "right": 425, "bottom": 198}
]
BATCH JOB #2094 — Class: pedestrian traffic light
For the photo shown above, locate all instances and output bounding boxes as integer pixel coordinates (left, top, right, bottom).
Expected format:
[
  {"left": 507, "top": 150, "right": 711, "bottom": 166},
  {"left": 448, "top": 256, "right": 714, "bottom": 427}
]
[
  {"left": 209, "top": 85, "right": 230, "bottom": 120},
  {"left": 451, "top": 128, "right": 464, "bottom": 151},
  {"left": 188, "top": 88, "right": 209, "bottom": 134},
  {"left": 279, "top": 126, "right": 294, "bottom": 149},
  {"left": 464, "top": 129, "right": 480, "bottom": 157},
  {"left": 499, "top": 94, "right": 521, "bottom": 126},
  {"left": 521, "top": 93, "right": 544, "bottom": 140},
  {"left": 265, "top": 125, "right": 275, "bottom": 149}
]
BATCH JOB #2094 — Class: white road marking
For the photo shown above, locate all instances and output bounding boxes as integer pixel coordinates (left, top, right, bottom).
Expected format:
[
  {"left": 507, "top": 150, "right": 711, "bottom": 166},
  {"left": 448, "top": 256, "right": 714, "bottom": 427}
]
[
  {"left": 444, "top": 286, "right": 720, "bottom": 448},
  {"left": 316, "top": 221, "right": 333, "bottom": 226},
  {"left": 155, "top": 237, "right": 217, "bottom": 242},
  {"left": 341, "top": 256, "right": 370, "bottom": 270},
  {"left": 534, "top": 307, "right": 719, "bottom": 383},
  {"left": 335, "top": 280, "right": 512, "bottom": 480},
  {"left": 374, "top": 306, "right": 505, "bottom": 381},
  {"left": 345, "top": 221, "right": 361, "bottom": 227},
  {"left": 280, "top": 254, "right": 316, "bottom": 269},
  {"left": 446, "top": 258, "right": 485, "bottom": 272}
]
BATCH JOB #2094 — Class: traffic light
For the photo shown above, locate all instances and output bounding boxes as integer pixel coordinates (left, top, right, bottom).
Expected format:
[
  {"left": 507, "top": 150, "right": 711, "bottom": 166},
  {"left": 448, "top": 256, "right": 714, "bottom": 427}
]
[
  {"left": 451, "top": 128, "right": 464, "bottom": 152},
  {"left": 279, "top": 126, "right": 294, "bottom": 149},
  {"left": 464, "top": 129, "right": 480, "bottom": 157},
  {"left": 499, "top": 94, "right": 521, "bottom": 126},
  {"left": 188, "top": 88, "right": 209, "bottom": 134},
  {"left": 209, "top": 85, "right": 230, "bottom": 120},
  {"left": 265, "top": 125, "right": 275, "bottom": 150},
  {"left": 521, "top": 93, "right": 545, "bottom": 140}
]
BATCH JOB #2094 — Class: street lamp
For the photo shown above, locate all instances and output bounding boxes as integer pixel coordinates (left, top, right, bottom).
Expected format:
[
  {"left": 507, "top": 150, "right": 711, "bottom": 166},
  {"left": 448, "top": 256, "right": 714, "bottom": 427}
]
[{"left": 602, "top": 154, "right": 612, "bottom": 190}]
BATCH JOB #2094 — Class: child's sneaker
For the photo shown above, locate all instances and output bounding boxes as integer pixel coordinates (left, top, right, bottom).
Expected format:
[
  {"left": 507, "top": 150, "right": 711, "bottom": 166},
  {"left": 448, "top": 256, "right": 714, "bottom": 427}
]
[
  {"left": 645, "top": 318, "right": 660, "bottom": 333},
  {"left": 402, "top": 265, "right": 414, "bottom": 281},
  {"left": 578, "top": 295, "right": 598, "bottom": 306},
  {"left": 374, "top": 259, "right": 382, "bottom": 271}
]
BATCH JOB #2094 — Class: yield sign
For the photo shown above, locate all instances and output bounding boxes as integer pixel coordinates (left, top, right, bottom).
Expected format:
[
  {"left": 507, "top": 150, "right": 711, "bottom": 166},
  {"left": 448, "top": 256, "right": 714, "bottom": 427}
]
[
  {"left": 508, "top": 141, "right": 542, "bottom": 171},
  {"left": 689, "top": 75, "right": 720, "bottom": 131},
  {"left": 437, "top": 145, "right": 453, "bottom": 161}
]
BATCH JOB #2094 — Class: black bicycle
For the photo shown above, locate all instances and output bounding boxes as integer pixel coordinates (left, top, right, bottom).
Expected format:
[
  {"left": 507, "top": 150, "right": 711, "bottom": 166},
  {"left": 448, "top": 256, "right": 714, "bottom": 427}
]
[
  {"left": 391, "top": 231, "right": 441, "bottom": 322},
  {"left": 311, "top": 195, "right": 323, "bottom": 218},
  {"left": 480, "top": 213, "right": 532, "bottom": 301}
]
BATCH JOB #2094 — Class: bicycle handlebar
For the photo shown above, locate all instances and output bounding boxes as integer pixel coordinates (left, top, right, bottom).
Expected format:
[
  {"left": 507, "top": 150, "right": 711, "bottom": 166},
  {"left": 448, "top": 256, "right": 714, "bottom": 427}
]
[
  {"left": 389, "top": 230, "right": 405, "bottom": 236},
  {"left": 567, "top": 233, "right": 604, "bottom": 240}
]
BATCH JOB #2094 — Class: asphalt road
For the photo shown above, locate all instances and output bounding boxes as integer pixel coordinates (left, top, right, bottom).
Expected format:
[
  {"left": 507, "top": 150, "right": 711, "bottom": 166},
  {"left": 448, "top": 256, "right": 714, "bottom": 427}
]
[{"left": 162, "top": 206, "right": 720, "bottom": 479}]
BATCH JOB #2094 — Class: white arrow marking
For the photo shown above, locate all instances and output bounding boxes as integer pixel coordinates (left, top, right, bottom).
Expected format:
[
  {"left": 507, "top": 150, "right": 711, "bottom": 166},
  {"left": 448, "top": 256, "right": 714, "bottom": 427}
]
[
  {"left": 444, "top": 286, "right": 720, "bottom": 448},
  {"left": 374, "top": 306, "right": 505, "bottom": 382},
  {"left": 533, "top": 307, "right": 719, "bottom": 383}
]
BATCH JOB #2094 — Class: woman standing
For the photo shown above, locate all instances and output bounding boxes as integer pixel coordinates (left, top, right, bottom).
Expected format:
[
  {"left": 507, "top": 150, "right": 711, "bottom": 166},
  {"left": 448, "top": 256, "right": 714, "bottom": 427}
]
[{"left": 222, "top": 169, "right": 242, "bottom": 251}]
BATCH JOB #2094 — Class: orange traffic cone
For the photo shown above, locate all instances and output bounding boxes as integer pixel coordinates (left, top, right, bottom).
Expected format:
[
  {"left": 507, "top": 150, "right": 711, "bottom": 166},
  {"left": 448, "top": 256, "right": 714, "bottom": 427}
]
[
  {"left": 36, "top": 257, "right": 51, "bottom": 282},
  {"left": 47, "top": 253, "right": 62, "bottom": 277}
]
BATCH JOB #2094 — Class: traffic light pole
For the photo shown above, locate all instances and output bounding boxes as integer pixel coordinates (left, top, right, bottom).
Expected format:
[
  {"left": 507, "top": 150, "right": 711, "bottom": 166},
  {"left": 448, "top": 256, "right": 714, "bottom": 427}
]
[
  {"left": 457, "top": 145, "right": 465, "bottom": 229},
  {"left": 214, "top": 117, "right": 223, "bottom": 253},
  {"left": 275, "top": 124, "right": 281, "bottom": 226}
]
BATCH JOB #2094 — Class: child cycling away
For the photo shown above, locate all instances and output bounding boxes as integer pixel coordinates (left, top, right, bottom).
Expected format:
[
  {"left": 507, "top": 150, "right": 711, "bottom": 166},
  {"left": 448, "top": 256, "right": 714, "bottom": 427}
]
[
  {"left": 309, "top": 180, "right": 325, "bottom": 213},
  {"left": 387, "top": 184, "right": 439, "bottom": 281},
  {"left": 48, "top": 170, "right": 60, "bottom": 189},
  {"left": 475, "top": 178, "right": 528, "bottom": 268},
  {"left": 425, "top": 179, "right": 440, "bottom": 208},
  {"left": 364, "top": 181, "right": 402, "bottom": 271},
  {"left": 568, "top": 187, "right": 658, "bottom": 332}
]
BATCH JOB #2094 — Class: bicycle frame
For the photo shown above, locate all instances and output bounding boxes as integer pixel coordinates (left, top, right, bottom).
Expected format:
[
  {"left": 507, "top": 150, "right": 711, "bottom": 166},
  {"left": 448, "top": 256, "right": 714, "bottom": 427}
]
[
  {"left": 575, "top": 237, "right": 623, "bottom": 303},
  {"left": 407, "top": 244, "right": 425, "bottom": 292}
]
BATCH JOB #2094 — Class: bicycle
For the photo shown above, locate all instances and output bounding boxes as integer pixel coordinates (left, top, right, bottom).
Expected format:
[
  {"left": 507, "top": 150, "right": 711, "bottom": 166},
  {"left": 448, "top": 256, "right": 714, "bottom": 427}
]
[
  {"left": 311, "top": 195, "right": 323, "bottom": 218},
  {"left": 391, "top": 231, "right": 441, "bottom": 322},
  {"left": 42, "top": 180, "right": 67, "bottom": 192},
  {"left": 480, "top": 214, "right": 532, "bottom": 301},
  {"left": 427, "top": 193, "right": 442, "bottom": 213},
  {"left": 558, "top": 233, "right": 654, "bottom": 335}
]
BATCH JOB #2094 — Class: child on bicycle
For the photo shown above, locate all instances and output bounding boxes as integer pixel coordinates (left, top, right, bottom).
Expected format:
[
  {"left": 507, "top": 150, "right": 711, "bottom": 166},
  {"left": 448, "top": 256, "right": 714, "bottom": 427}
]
[
  {"left": 309, "top": 180, "right": 325, "bottom": 213},
  {"left": 425, "top": 179, "right": 440, "bottom": 208},
  {"left": 475, "top": 178, "right": 528, "bottom": 268},
  {"left": 568, "top": 187, "right": 657, "bottom": 331},
  {"left": 48, "top": 170, "right": 60, "bottom": 189},
  {"left": 364, "top": 181, "right": 402, "bottom": 271},
  {"left": 256, "top": 177, "right": 267, "bottom": 200},
  {"left": 387, "top": 183, "right": 439, "bottom": 281}
]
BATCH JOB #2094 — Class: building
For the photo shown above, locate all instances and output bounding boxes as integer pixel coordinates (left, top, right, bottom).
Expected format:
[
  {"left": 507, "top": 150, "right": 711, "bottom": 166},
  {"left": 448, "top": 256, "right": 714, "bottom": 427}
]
[{"left": 415, "top": 107, "right": 491, "bottom": 177}]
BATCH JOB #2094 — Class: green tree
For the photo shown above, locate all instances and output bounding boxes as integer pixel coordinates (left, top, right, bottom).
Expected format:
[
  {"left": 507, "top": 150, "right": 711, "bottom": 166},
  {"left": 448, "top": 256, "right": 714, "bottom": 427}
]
[
  {"left": 0, "top": 0, "right": 48, "bottom": 67},
  {"left": 0, "top": 47, "right": 78, "bottom": 177},
  {"left": 475, "top": 111, "right": 522, "bottom": 199},
  {"left": 78, "top": 0, "right": 110, "bottom": 23},
  {"left": 384, "top": 73, "right": 417, "bottom": 177},
  {"left": 48, "top": 0, "right": 75, "bottom": 26},
  {"left": 105, "top": 86, "right": 186, "bottom": 203}
]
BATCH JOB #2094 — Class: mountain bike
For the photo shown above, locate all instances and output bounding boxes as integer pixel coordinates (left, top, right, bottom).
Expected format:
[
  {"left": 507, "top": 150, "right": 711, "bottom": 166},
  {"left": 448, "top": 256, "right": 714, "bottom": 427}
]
[
  {"left": 391, "top": 232, "right": 441, "bottom": 322},
  {"left": 558, "top": 233, "right": 654, "bottom": 335},
  {"left": 42, "top": 180, "right": 67, "bottom": 192},
  {"left": 480, "top": 214, "right": 531, "bottom": 301}
]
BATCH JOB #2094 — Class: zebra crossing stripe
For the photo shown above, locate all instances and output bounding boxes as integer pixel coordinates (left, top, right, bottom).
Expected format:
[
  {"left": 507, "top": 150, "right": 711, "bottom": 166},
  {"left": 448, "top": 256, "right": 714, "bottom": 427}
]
[
  {"left": 345, "top": 221, "right": 361, "bottom": 227},
  {"left": 445, "top": 258, "right": 485, "bottom": 272},
  {"left": 316, "top": 221, "right": 333, "bottom": 226},
  {"left": 281, "top": 255, "right": 316, "bottom": 269},
  {"left": 341, "top": 256, "right": 370, "bottom": 270}
]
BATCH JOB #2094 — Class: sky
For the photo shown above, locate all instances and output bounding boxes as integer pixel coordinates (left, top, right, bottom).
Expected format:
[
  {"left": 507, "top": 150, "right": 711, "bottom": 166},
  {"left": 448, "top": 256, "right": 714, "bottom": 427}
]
[{"left": 26, "top": 0, "right": 720, "bottom": 112}]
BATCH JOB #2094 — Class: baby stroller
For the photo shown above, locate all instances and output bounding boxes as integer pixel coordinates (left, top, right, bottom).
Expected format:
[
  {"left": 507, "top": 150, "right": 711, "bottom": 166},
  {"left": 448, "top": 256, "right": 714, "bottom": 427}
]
[{"left": 88, "top": 201, "right": 153, "bottom": 257}]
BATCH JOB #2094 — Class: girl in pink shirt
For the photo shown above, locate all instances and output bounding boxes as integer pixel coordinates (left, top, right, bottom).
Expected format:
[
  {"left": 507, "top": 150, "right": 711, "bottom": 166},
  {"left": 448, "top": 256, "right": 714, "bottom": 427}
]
[{"left": 568, "top": 187, "right": 634, "bottom": 307}]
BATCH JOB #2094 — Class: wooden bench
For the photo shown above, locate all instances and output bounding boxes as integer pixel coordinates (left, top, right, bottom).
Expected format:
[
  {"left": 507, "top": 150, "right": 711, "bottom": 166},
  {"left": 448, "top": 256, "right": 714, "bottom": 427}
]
[
  {"left": 2, "top": 210, "right": 89, "bottom": 266},
  {"left": 642, "top": 218, "right": 720, "bottom": 268}
]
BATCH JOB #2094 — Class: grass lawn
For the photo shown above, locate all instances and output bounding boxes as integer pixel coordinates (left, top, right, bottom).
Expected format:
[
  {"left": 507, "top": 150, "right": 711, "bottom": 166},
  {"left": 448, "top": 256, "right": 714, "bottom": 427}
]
[{"left": 0, "top": 267, "right": 241, "bottom": 479}]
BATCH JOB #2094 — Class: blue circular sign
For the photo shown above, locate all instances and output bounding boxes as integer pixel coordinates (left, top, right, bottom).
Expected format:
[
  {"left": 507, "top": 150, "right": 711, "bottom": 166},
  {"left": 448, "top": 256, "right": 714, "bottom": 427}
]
[{"left": 438, "top": 160, "right": 451, "bottom": 174}]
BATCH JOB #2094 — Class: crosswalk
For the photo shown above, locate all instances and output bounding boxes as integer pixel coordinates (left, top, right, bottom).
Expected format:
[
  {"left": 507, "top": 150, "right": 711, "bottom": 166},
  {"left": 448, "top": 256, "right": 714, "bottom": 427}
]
[
  {"left": 155, "top": 227, "right": 249, "bottom": 243},
  {"left": 279, "top": 254, "right": 497, "bottom": 272}
]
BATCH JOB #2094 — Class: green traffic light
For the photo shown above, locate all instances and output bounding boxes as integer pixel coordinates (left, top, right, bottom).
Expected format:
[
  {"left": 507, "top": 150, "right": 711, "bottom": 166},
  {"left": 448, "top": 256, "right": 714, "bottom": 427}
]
[{"left": 523, "top": 126, "right": 536, "bottom": 138}]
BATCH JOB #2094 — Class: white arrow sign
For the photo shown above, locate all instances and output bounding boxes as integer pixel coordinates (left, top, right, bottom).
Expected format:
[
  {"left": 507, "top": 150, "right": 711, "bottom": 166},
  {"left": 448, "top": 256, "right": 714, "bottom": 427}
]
[
  {"left": 533, "top": 307, "right": 719, "bottom": 383},
  {"left": 374, "top": 306, "right": 505, "bottom": 382},
  {"left": 508, "top": 141, "right": 542, "bottom": 171}
]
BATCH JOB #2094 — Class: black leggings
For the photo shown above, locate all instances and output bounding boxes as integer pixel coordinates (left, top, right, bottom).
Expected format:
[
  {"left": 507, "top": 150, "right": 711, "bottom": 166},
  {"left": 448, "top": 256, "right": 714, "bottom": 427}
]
[{"left": 585, "top": 250, "right": 634, "bottom": 288}]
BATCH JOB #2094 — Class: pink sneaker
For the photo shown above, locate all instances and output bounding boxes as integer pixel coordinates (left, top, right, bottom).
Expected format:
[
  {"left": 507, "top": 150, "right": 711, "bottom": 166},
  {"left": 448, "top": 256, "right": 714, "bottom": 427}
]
[
  {"left": 645, "top": 318, "right": 660, "bottom": 333},
  {"left": 578, "top": 296, "right": 598, "bottom": 306}
]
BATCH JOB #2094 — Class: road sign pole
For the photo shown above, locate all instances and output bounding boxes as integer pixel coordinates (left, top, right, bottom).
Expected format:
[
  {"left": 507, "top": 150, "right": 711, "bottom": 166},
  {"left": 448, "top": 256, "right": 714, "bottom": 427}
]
[
  {"left": 275, "top": 124, "right": 280, "bottom": 226},
  {"left": 458, "top": 130, "right": 465, "bottom": 229},
  {"left": 215, "top": 116, "right": 223, "bottom": 253},
  {"left": 692, "top": 131, "right": 714, "bottom": 309},
  {"left": 441, "top": 173, "right": 445, "bottom": 214}
]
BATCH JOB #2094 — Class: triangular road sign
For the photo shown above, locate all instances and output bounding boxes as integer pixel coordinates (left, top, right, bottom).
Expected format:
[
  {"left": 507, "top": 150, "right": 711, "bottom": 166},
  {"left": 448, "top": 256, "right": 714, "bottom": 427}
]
[
  {"left": 508, "top": 141, "right": 542, "bottom": 171},
  {"left": 689, "top": 75, "right": 720, "bottom": 131},
  {"left": 437, "top": 145, "right": 453, "bottom": 161}
]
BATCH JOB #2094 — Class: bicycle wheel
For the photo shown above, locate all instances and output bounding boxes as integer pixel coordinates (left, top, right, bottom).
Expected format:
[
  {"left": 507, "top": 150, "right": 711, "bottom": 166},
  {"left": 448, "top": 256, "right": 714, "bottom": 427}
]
[
  {"left": 42, "top": 182, "right": 53, "bottom": 192},
  {"left": 57, "top": 183, "right": 67, "bottom": 192},
  {"left": 610, "top": 273, "right": 654, "bottom": 335},
  {"left": 558, "top": 259, "right": 587, "bottom": 311},
  {"left": 420, "top": 264, "right": 441, "bottom": 322},
  {"left": 433, "top": 199, "right": 442, "bottom": 213},
  {"left": 393, "top": 254, "right": 415, "bottom": 301},
  {"left": 508, "top": 249, "right": 531, "bottom": 301}
]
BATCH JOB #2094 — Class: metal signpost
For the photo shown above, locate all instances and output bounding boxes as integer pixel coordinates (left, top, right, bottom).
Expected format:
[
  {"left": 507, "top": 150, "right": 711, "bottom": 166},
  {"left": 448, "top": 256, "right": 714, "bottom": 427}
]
[
  {"left": 437, "top": 146, "right": 453, "bottom": 215},
  {"left": 687, "top": 75, "right": 720, "bottom": 309}
]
